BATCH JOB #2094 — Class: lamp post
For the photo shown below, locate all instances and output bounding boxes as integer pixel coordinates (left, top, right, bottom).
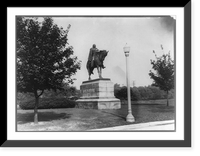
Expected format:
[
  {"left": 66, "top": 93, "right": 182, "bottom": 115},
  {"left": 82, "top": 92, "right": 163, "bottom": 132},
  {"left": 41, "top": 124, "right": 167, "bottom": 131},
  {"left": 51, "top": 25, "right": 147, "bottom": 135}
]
[{"left": 123, "top": 44, "right": 135, "bottom": 123}]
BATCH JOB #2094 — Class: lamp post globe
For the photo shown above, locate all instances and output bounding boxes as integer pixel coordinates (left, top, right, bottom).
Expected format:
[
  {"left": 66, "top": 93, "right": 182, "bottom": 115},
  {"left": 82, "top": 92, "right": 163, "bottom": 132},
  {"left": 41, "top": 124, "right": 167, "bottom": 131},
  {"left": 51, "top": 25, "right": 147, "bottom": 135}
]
[
  {"left": 123, "top": 43, "right": 135, "bottom": 123},
  {"left": 123, "top": 45, "right": 130, "bottom": 57}
]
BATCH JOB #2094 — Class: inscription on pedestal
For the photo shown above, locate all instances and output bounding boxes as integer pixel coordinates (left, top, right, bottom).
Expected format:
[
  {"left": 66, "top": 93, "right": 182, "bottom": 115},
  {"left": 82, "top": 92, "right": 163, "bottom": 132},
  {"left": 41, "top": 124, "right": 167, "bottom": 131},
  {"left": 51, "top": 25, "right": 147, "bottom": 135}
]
[{"left": 82, "top": 89, "right": 95, "bottom": 94}]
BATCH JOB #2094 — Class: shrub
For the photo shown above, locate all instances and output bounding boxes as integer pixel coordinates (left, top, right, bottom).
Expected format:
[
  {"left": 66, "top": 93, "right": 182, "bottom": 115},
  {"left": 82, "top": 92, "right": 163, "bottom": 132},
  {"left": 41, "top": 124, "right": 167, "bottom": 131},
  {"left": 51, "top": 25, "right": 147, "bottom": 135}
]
[
  {"left": 114, "top": 86, "right": 128, "bottom": 100},
  {"left": 19, "top": 98, "right": 76, "bottom": 110},
  {"left": 131, "top": 87, "right": 140, "bottom": 101},
  {"left": 17, "top": 92, "right": 35, "bottom": 105}
]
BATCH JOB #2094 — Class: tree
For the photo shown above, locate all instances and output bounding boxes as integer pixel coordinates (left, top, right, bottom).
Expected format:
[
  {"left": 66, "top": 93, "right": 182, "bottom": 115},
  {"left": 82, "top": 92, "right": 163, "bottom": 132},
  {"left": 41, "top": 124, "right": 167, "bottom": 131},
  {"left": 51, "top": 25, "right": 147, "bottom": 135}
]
[
  {"left": 131, "top": 87, "right": 140, "bottom": 101},
  {"left": 149, "top": 48, "right": 174, "bottom": 106},
  {"left": 137, "top": 86, "right": 150, "bottom": 100},
  {"left": 62, "top": 84, "right": 78, "bottom": 99},
  {"left": 145, "top": 87, "right": 154, "bottom": 100},
  {"left": 148, "top": 86, "right": 165, "bottom": 100},
  {"left": 16, "top": 17, "right": 81, "bottom": 123},
  {"left": 114, "top": 86, "right": 140, "bottom": 101}
]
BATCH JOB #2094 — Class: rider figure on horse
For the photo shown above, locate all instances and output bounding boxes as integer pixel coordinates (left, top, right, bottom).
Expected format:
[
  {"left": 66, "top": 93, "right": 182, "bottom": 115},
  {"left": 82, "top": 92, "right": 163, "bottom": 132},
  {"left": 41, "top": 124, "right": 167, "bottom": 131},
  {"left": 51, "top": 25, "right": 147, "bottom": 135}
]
[{"left": 88, "top": 44, "right": 105, "bottom": 71}]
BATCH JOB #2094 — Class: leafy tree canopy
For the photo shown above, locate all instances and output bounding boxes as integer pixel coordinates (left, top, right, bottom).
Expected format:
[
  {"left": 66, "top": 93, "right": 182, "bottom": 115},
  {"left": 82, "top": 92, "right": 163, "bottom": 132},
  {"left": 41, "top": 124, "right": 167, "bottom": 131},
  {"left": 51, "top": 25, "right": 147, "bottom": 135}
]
[
  {"left": 149, "top": 50, "right": 174, "bottom": 92},
  {"left": 16, "top": 17, "right": 81, "bottom": 97}
]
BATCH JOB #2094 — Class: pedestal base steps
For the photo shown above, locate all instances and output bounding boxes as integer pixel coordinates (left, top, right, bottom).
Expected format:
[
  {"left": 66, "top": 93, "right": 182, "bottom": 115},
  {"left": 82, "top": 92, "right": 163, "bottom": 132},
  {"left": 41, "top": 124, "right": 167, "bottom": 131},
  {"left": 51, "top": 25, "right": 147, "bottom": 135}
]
[{"left": 76, "top": 78, "right": 121, "bottom": 109}]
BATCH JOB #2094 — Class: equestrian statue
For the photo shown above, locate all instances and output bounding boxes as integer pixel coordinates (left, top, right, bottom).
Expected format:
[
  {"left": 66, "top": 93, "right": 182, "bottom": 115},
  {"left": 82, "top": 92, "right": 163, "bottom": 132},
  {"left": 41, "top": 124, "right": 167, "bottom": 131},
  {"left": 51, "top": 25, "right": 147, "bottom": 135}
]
[{"left": 87, "top": 44, "right": 109, "bottom": 80}]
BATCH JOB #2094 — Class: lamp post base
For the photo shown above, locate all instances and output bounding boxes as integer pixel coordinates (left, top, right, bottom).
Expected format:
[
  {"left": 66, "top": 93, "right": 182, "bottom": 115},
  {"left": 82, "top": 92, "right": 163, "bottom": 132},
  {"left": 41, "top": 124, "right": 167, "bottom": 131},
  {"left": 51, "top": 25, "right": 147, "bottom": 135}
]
[{"left": 126, "top": 113, "right": 135, "bottom": 123}]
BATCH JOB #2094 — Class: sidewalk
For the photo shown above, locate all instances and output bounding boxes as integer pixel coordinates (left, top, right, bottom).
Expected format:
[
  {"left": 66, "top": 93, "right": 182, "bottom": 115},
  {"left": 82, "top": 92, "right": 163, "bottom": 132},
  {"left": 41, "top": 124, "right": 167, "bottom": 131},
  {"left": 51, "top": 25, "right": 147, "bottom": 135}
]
[{"left": 89, "top": 120, "right": 175, "bottom": 131}]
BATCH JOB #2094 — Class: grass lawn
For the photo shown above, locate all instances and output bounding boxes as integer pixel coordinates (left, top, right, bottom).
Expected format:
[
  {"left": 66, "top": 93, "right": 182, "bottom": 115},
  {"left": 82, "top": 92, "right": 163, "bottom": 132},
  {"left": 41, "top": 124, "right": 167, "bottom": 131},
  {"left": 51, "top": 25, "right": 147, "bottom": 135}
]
[{"left": 17, "top": 99, "right": 175, "bottom": 131}]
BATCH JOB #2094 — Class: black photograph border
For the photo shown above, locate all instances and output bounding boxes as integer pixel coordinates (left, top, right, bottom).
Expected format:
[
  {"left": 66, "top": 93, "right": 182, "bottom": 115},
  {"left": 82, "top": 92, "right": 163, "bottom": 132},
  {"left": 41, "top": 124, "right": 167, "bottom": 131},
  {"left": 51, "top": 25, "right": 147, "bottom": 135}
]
[{"left": 2, "top": 2, "right": 191, "bottom": 147}]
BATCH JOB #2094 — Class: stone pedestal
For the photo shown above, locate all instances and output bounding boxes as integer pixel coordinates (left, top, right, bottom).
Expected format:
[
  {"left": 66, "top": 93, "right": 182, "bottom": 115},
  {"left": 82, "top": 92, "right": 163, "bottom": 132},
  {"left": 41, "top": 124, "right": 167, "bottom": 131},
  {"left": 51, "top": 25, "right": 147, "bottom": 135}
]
[{"left": 76, "top": 78, "right": 121, "bottom": 109}]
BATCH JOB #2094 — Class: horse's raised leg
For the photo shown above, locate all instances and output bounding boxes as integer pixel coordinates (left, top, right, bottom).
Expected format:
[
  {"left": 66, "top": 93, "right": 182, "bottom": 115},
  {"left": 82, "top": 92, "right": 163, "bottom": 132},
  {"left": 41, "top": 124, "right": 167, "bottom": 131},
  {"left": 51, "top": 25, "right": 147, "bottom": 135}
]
[
  {"left": 97, "top": 67, "right": 103, "bottom": 79},
  {"left": 97, "top": 66, "right": 101, "bottom": 79}
]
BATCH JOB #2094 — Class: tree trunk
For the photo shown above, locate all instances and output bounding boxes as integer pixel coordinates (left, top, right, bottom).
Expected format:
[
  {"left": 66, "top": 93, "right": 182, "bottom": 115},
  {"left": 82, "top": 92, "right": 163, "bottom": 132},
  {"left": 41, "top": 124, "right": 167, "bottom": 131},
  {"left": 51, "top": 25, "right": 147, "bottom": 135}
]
[
  {"left": 166, "top": 90, "right": 169, "bottom": 106},
  {"left": 34, "top": 97, "right": 39, "bottom": 124},
  {"left": 33, "top": 89, "right": 44, "bottom": 124}
]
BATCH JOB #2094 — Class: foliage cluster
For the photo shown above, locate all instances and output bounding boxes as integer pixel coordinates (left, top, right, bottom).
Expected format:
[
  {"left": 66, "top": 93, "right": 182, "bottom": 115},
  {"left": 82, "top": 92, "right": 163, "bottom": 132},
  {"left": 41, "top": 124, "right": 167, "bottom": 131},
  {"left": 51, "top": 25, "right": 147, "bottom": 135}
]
[
  {"left": 149, "top": 50, "right": 174, "bottom": 92},
  {"left": 19, "top": 98, "right": 76, "bottom": 110},
  {"left": 17, "top": 17, "right": 81, "bottom": 94},
  {"left": 114, "top": 84, "right": 174, "bottom": 101}
]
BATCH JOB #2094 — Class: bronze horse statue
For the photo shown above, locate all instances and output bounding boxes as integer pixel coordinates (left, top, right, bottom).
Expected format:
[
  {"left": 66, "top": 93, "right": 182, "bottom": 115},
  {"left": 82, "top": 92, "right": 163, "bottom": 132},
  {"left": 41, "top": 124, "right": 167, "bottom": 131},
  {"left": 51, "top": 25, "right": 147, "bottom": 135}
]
[{"left": 86, "top": 50, "right": 108, "bottom": 80}]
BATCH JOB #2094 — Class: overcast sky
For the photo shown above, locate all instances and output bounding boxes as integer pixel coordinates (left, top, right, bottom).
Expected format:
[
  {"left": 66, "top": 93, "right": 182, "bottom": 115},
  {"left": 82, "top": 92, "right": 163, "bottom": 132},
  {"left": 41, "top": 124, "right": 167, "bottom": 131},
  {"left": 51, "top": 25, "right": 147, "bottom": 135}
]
[{"left": 52, "top": 16, "right": 175, "bottom": 89}]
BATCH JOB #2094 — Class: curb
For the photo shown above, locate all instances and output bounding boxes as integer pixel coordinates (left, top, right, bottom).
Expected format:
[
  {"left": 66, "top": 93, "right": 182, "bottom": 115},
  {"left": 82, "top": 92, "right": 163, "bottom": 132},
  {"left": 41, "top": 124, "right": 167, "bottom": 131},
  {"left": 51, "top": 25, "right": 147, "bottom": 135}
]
[{"left": 89, "top": 120, "right": 175, "bottom": 131}]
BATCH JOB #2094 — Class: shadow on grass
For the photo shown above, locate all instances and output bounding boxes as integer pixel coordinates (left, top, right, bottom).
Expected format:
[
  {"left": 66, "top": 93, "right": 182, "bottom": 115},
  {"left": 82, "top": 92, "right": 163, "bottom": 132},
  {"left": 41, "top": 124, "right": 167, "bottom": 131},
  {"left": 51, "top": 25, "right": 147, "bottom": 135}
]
[
  {"left": 17, "top": 112, "right": 71, "bottom": 124},
  {"left": 100, "top": 104, "right": 175, "bottom": 125},
  {"left": 100, "top": 110, "right": 126, "bottom": 120}
]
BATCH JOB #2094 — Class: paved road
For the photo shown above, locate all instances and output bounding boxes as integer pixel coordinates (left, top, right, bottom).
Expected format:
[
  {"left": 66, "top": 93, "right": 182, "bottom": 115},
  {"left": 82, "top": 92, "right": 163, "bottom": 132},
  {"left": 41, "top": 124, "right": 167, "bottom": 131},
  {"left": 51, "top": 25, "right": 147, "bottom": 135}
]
[{"left": 90, "top": 120, "right": 175, "bottom": 131}]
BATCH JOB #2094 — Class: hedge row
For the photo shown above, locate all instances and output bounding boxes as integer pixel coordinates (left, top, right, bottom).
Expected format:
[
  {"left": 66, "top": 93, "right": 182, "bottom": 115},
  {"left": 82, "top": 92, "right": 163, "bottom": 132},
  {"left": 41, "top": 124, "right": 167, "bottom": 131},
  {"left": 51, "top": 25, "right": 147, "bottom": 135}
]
[
  {"left": 114, "top": 85, "right": 174, "bottom": 101},
  {"left": 19, "top": 98, "right": 76, "bottom": 110}
]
